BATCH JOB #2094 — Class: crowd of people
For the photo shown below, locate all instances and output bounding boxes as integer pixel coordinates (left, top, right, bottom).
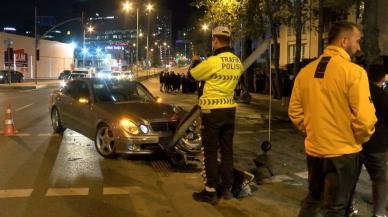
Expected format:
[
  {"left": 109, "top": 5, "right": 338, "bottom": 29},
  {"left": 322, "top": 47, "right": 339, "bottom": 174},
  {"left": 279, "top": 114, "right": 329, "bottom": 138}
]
[{"left": 159, "top": 71, "right": 198, "bottom": 94}]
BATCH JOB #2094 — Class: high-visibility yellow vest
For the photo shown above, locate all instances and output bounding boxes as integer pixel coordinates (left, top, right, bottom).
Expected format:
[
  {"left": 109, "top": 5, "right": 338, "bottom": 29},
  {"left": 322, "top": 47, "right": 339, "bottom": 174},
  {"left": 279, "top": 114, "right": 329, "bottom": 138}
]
[{"left": 190, "top": 49, "right": 243, "bottom": 110}]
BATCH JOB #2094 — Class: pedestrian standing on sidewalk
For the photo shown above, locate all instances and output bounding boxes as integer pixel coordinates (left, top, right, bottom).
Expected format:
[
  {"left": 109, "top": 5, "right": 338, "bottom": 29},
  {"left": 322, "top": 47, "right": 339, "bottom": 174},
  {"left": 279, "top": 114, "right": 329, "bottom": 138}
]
[
  {"left": 348, "top": 64, "right": 388, "bottom": 217},
  {"left": 188, "top": 26, "right": 244, "bottom": 205},
  {"left": 288, "top": 21, "right": 377, "bottom": 217}
]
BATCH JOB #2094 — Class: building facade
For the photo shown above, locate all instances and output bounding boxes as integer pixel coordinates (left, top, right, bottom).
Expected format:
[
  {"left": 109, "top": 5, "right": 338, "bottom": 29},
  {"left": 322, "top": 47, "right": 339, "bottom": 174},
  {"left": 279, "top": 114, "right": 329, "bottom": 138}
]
[
  {"left": 0, "top": 32, "right": 74, "bottom": 79},
  {"left": 278, "top": 1, "right": 388, "bottom": 68}
]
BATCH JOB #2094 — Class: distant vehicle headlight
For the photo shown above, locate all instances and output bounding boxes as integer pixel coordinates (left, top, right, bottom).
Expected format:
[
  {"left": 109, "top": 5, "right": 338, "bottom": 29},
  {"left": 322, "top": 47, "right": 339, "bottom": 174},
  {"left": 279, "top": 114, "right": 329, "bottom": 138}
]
[
  {"left": 120, "top": 119, "right": 139, "bottom": 135},
  {"left": 139, "top": 124, "right": 149, "bottom": 134}
]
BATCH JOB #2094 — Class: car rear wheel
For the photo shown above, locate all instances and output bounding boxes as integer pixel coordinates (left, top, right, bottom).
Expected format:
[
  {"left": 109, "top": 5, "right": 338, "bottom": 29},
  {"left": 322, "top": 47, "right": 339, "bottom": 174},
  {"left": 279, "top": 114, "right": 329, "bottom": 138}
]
[
  {"left": 95, "top": 124, "right": 117, "bottom": 158},
  {"left": 51, "top": 107, "right": 65, "bottom": 133}
]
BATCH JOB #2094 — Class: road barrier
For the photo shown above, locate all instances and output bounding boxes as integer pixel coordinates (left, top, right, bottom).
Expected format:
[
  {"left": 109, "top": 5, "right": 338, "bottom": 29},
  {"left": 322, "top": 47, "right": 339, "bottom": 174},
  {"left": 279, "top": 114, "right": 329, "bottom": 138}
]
[{"left": 3, "top": 104, "right": 15, "bottom": 136}]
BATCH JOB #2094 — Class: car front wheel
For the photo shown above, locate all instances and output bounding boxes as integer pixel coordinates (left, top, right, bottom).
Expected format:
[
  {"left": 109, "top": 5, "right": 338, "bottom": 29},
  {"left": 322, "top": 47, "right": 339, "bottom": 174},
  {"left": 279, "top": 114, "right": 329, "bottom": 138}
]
[
  {"left": 51, "top": 107, "right": 65, "bottom": 133},
  {"left": 95, "top": 124, "right": 117, "bottom": 158}
]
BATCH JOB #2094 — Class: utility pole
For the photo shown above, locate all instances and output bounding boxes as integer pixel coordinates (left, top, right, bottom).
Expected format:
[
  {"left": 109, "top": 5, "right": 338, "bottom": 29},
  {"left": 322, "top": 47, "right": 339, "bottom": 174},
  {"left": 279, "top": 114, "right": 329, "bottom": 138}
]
[
  {"left": 34, "top": 6, "right": 38, "bottom": 84},
  {"left": 136, "top": 8, "right": 139, "bottom": 66}
]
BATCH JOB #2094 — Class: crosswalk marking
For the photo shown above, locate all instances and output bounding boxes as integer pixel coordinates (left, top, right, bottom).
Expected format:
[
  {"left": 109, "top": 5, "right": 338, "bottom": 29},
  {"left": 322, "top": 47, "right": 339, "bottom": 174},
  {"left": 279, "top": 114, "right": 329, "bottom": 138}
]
[
  {"left": 0, "top": 189, "right": 33, "bottom": 198},
  {"left": 38, "top": 133, "right": 54, "bottom": 137},
  {"left": 236, "top": 131, "right": 255, "bottom": 134},
  {"left": 295, "top": 171, "right": 309, "bottom": 179},
  {"left": 261, "top": 174, "right": 294, "bottom": 184},
  {"left": 103, "top": 186, "right": 141, "bottom": 195},
  {"left": 46, "top": 188, "right": 89, "bottom": 196},
  {"left": 14, "top": 133, "right": 31, "bottom": 137}
]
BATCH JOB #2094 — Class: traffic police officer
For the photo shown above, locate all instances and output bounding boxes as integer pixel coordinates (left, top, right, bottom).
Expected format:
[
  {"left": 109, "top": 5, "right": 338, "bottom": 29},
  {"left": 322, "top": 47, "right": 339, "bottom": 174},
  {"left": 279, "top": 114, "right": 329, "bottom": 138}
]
[
  {"left": 289, "top": 21, "right": 377, "bottom": 217},
  {"left": 190, "top": 26, "right": 243, "bottom": 205}
]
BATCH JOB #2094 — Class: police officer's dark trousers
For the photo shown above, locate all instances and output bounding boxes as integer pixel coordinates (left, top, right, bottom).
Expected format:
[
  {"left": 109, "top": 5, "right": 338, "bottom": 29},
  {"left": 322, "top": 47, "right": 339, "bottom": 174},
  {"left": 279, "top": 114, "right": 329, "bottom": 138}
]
[
  {"left": 201, "top": 107, "right": 236, "bottom": 191},
  {"left": 298, "top": 153, "right": 359, "bottom": 217}
]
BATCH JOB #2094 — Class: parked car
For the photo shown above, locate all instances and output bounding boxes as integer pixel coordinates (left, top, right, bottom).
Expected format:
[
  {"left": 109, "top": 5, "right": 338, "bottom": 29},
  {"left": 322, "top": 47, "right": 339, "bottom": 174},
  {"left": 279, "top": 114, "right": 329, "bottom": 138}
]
[
  {"left": 58, "top": 70, "right": 71, "bottom": 80},
  {"left": 0, "top": 70, "right": 24, "bottom": 83},
  {"left": 48, "top": 78, "right": 201, "bottom": 160}
]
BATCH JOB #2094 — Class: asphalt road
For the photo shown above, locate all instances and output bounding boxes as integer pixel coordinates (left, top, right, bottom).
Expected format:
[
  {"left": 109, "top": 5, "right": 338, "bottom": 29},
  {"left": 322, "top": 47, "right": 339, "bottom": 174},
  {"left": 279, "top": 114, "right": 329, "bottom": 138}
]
[{"left": 0, "top": 77, "right": 378, "bottom": 217}]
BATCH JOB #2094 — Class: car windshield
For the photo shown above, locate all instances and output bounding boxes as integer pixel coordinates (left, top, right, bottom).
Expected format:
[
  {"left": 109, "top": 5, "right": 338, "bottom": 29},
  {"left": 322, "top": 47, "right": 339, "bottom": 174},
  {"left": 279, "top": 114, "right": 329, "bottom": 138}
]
[
  {"left": 93, "top": 79, "right": 154, "bottom": 103},
  {"left": 70, "top": 73, "right": 86, "bottom": 78}
]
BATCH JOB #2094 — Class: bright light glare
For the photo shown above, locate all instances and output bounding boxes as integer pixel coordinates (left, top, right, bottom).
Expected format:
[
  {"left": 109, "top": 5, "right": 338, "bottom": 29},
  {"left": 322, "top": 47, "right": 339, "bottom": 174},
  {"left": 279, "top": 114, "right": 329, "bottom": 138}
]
[
  {"left": 146, "top": 3, "right": 154, "bottom": 12},
  {"left": 120, "top": 119, "right": 139, "bottom": 134},
  {"left": 202, "top": 24, "right": 209, "bottom": 31},
  {"left": 87, "top": 26, "right": 94, "bottom": 33},
  {"left": 70, "top": 41, "right": 77, "bottom": 48},
  {"left": 82, "top": 47, "right": 88, "bottom": 54},
  {"left": 122, "top": 1, "right": 132, "bottom": 12}
]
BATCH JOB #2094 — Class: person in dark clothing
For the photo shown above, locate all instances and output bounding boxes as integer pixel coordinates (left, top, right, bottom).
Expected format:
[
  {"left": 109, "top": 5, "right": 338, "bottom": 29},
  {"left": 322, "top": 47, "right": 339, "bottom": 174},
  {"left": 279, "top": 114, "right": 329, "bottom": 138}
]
[
  {"left": 281, "top": 70, "right": 292, "bottom": 106},
  {"left": 348, "top": 64, "right": 388, "bottom": 217}
]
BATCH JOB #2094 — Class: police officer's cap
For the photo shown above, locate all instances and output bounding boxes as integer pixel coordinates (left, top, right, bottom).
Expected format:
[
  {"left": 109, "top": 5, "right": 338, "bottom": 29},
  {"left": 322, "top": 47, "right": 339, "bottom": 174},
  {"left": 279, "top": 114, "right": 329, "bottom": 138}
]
[{"left": 212, "top": 26, "right": 231, "bottom": 37}]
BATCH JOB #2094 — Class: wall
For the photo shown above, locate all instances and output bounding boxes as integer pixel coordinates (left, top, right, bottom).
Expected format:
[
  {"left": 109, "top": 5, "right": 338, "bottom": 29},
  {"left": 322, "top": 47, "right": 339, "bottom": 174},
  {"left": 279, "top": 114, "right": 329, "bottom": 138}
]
[{"left": 0, "top": 32, "right": 74, "bottom": 79}]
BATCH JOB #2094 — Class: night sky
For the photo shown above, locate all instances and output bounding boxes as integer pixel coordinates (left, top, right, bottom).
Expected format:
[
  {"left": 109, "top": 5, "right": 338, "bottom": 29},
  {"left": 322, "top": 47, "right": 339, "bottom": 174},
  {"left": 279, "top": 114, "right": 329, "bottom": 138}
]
[{"left": 0, "top": 0, "right": 198, "bottom": 39}]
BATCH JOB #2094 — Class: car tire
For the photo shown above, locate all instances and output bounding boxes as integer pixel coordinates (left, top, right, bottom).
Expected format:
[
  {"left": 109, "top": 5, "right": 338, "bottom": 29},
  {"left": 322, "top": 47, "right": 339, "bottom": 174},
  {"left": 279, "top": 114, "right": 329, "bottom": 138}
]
[
  {"left": 51, "top": 107, "right": 65, "bottom": 133},
  {"left": 95, "top": 124, "right": 117, "bottom": 159}
]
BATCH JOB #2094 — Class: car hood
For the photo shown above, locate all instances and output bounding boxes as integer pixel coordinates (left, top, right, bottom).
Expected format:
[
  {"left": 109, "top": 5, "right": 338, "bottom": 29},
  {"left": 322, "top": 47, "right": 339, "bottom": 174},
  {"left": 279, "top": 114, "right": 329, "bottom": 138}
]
[{"left": 94, "top": 101, "right": 184, "bottom": 123}]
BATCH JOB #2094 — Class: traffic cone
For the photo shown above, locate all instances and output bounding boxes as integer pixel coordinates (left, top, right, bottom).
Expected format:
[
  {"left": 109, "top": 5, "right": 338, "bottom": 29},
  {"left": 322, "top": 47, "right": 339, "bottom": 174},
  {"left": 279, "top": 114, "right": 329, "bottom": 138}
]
[{"left": 3, "top": 104, "right": 15, "bottom": 136}]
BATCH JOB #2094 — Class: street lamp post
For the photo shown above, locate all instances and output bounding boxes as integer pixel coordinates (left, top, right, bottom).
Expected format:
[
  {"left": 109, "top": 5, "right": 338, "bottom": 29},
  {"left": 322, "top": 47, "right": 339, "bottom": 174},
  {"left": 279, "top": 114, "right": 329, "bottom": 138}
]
[
  {"left": 123, "top": 1, "right": 139, "bottom": 66},
  {"left": 145, "top": 3, "right": 154, "bottom": 67}
]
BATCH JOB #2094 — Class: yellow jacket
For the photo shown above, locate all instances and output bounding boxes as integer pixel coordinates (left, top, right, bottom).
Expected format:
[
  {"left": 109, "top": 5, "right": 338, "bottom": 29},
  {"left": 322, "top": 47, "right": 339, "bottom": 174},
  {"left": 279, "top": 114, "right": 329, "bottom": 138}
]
[
  {"left": 288, "top": 45, "right": 377, "bottom": 157},
  {"left": 190, "top": 48, "right": 243, "bottom": 110}
]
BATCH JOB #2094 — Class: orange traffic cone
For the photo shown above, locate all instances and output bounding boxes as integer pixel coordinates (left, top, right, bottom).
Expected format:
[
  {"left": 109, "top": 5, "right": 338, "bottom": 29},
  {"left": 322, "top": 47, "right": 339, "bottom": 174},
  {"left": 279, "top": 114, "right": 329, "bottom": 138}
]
[{"left": 3, "top": 104, "right": 15, "bottom": 136}]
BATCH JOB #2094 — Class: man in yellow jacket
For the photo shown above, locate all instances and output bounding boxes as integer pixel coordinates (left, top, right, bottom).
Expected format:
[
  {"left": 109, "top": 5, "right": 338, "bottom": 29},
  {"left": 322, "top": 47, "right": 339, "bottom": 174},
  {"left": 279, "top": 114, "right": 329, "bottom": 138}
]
[
  {"left": 190, "top": 26, "right": 244, "bottom": 205},
  {"left": 289, "top": 21, "right": 377, "bottom": 217}
]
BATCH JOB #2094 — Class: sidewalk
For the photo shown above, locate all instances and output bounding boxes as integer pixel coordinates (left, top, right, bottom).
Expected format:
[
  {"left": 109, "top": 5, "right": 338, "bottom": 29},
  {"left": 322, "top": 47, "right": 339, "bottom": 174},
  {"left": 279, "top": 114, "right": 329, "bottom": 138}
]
[{"left": 0, "top": 79, "right": 61, "bottom": 90}]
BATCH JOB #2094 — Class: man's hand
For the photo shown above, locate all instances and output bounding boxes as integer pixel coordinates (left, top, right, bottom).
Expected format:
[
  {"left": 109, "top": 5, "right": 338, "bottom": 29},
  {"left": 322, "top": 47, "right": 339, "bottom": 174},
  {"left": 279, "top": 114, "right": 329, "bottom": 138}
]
[{"left": 192, "top": 55, "right": 200, "bottom": 61}]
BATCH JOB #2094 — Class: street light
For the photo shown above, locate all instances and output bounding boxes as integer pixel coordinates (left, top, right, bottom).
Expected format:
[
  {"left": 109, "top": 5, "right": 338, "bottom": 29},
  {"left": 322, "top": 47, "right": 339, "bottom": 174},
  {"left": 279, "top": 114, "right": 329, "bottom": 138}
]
[
  {"left": 87, "top": 26, "right": 94, "bottom": 33},
  {"left": 122, "top": 1, "right": 139, "bottom": 66},
  {"left": 202, "top": 24, "right": 209, "bottom": 31},
  {"left": 145, "top": 3, "right": 154, "bottom": 67}
]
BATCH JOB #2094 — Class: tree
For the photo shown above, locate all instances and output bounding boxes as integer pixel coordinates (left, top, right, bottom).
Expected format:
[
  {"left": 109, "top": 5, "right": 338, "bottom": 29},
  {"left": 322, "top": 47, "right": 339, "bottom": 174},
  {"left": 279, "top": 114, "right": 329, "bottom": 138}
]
[
  {"left": 362, "top": 0, "right": 382, "bottom": 65},
  {"left": 313, "top": 0, "right": 358, "bottom": 55}
]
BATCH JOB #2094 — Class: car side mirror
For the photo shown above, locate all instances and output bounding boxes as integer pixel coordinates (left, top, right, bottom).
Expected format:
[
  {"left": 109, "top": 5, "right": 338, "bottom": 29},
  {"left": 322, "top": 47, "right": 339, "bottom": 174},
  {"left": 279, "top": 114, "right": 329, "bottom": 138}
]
[{"left": 155, "top": 96, "right": 162, "bottom": 103}]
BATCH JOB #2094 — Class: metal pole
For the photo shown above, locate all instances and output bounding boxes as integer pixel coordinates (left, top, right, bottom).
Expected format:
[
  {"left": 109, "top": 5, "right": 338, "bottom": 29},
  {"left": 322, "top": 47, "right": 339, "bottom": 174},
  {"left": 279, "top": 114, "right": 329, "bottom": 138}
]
[
  {"left": 7, "top": 44, "right": 11, "bottom": 85},
  {"left": 136, "top": 8, "right": 139, "bottom": 66},
  {"left": 268, "top": 41, "right": 272, "bottom": 142},
  {"left": 34, "top": 6, "right": 38, "bottom": 84},
  {"left": 82, "top": 11, "right": 85, "bottom": 68}
]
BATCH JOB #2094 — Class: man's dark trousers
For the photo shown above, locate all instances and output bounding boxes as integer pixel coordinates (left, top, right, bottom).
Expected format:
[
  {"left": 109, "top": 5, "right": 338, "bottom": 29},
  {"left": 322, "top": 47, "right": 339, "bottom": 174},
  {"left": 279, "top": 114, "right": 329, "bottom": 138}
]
[
  {"left": 298, "top": 153, "right": 359, "bottom": 217},
  {"left": 201, "top": 107, "right": 236, "bottom": 191}
]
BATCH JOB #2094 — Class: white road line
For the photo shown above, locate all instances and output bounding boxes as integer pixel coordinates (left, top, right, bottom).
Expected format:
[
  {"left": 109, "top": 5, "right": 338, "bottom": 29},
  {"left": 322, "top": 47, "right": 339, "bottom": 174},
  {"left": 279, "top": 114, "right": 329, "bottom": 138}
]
[
  {"left": 0, "top": 189, "right": 33, "bottom": 198},
  {"left": 46, "top": 188, "right": 89, "bottom": 196},
  {"left": 38, "top": 133, "right": 54, "bottom": 137},
  {"left": 15, "top": 103, "right": 33, "bottom": 112},
  {"left": 295, "top": 171, "right": 308, "bottom": 179},
  {"left": 261, "top": 175, "right": 294, "bottom": 184},
  {"left": 15, "top": 133, "right": 31, "bottom": 137},
  {"left": 236, "top": 131, "right": 255, "bottom": 135},
  {"left": 103, "top": 186, "right": 141, "bottom": 195}
]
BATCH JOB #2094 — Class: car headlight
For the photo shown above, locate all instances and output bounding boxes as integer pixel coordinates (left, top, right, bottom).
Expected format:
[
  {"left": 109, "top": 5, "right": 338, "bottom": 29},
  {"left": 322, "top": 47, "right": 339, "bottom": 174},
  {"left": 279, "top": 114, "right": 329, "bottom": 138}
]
[
  {"left": 120, "top": 119, "right": 139, "bottom": 135},
  {"left": 139, "top": 124, "right": 149, "bottom": 134},
  {"left": 0, "top": 75, "right": 3, "bottom": 79}
]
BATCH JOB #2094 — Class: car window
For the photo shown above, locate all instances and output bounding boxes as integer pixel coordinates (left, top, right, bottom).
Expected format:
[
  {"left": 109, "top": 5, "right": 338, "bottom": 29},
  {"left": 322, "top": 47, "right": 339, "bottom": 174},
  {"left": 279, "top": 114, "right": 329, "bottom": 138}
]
[
  {"left": 62, "top": 81, "right": 77, "bottom": 97},
  {"left": 63, "top": 80, "right": 90, "bottom": 99},
  {"left": 93, "top": 79, "right": 154, "bottom": 102}
]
